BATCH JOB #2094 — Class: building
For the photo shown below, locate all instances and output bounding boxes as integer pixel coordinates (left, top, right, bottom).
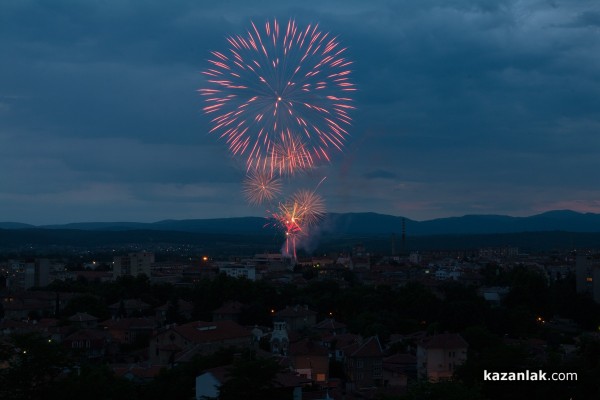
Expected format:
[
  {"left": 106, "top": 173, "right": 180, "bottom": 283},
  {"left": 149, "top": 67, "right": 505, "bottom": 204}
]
[
  {"left": 274, "top": 305, "right": 317, "bottom": 332},
  {"left": 68, "top": 312, "right": 99, "bottom": 329},
  {"left": 63, "top": 329, "right": 112, "bottom": 360},
  {"left": 155, "top": 299, "right": 194, "bottom": 324},
  {"left": 576, "top": 253, "right": 600, "bottom": 304},
  {"left": 212, "top": 301, "right": 245, "bottom": 323},
  {"left": 313, "top": 318, "right": 347, "bottom": 336},
  {"left": 345, "top": 336, "right": 384, "bottom": 389},
  {"left": 270, "top": 319, "right": 289, "bottom": 355},
  {"left": 101, "top": 317, "right": 157, "bottom": 345},
  {"left": 113, "top": 252, "right": 154, "bottom": 279},
  {"left": 6, "top": 259, "right": 52, "bottom": 290},
  {"left": 417, "top": 333, "right": 468, "bottom": 381},
  {"left": 252, "top": 253, "right": 289, "bottom": 271},
  {"left": 383, "top": 353, "right": 416, "bottom": 389},
  {"left": 149, "top": 320, "right": 252, "bottom": 365},
  {"left": 218, "top": 265, "right": 256, "bottom": 281},
  {"left": 289, "top": 338, "right": 329, "bottom": 383}
]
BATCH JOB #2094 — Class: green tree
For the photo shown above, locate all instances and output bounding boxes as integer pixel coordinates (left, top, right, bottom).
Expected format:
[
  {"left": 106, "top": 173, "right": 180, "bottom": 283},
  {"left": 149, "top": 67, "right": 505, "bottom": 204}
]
[
  {"left": 62, "top": 294, "right": 110, "bottom": 320},
  {"left": 0, "top": 333, "right": 71, "bottom": 400},
  {"left": 218, "top": 353, "right": 283, "bottom": 400},
  {"left": 399, "top": 380, "right": 485, "bottom": 400},
  {"left": 48, "top": 364, "right": 136, "bottom": 400}
]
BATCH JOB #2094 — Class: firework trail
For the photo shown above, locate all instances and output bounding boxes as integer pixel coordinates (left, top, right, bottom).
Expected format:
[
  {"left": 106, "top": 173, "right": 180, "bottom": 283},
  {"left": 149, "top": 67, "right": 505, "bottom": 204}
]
[{"left": 200, "top": 18, "right": 355, "bottom": 175}]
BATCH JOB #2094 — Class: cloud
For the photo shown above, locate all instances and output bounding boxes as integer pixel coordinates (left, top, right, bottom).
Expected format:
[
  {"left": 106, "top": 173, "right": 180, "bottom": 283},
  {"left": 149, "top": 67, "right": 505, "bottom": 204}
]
[{"left": 0, "top": 0, "right": 599, "bottom": 223}]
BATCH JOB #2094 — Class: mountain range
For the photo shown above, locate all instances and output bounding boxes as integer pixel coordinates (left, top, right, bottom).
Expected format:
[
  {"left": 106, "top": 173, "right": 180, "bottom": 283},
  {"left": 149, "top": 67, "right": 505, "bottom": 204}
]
[{"left": 2, "top": 210, "right": 600, "bottom": 236}]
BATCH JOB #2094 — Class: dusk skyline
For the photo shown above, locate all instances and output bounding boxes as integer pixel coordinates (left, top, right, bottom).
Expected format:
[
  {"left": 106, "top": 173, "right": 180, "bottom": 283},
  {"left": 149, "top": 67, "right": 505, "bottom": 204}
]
[{"left": 1, "top": 0, "right": 600, "bottom": 225}]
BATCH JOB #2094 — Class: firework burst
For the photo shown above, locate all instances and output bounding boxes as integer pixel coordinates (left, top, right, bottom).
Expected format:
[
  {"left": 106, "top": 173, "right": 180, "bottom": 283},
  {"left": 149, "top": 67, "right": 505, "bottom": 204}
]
[
  {"left": 243, "top": 170, "right": 282, "bottom": 205},
  {"left": 270, "top": 188, "right": 326, "bottom": 259},
  {"left": 200, "top": 18, "right": 355, "bottom": 174},
  {"left": 291, "top": 189, "right": 325, "bottom": 227}
]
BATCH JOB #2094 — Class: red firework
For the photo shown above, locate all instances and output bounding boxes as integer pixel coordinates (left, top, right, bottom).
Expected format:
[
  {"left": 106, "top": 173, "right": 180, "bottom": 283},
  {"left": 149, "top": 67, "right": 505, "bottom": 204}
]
[
  {"left": 270, "top": 189, "right": 325, "bottom": 259},
  {"left": 200, "top": 18, "right": 355, "bottom": 174}
]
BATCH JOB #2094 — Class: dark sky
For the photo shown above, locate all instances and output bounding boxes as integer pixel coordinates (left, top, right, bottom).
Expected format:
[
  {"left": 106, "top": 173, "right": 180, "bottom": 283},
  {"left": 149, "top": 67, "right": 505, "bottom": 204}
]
[{"left": 1, "top": 0, "right": 599, "bottom": 224}]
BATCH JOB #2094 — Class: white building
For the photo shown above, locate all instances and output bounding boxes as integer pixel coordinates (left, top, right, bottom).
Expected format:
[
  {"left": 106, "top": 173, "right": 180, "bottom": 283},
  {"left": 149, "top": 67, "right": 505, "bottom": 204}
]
[
  {"left": 218, "top": 265, "right": 256, "bottom": 281},
  {"left": 417, "top": 333, "right": 468, "bottom": 381}
]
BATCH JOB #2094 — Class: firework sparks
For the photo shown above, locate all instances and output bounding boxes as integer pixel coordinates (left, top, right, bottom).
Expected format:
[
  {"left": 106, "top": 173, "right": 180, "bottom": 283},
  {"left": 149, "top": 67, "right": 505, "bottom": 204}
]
[
  {"left": 268, "top": 132, "right": 313, "bottom": 176},
  {"left": 200, "top": 18, "right": 355, "bottom": 174},
  {"left": 270, "top": 188, "right": 326, "bottom": 259},
  {"left": 243, "top": 170, "right": 282, "bottom": 205},
  {"left": 292, "top": 189, "right": 325, "bottom": 227}
]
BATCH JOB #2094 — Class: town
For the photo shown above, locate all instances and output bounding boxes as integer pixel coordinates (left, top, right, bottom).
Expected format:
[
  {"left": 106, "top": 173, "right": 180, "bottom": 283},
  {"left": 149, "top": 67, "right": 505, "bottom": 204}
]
[{"left": 1, "top": 242, "right": 599, "bottom": 400}]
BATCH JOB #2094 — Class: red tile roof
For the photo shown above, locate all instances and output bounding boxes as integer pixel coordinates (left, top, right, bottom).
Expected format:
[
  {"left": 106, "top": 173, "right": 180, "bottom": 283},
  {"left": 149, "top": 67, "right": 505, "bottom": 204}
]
[
  {"left": 101, "top": 317, "right": 157, "bottom": 330},
  {"left": 350, "top": 336, "right": 383, "bottom": 358},
  {"left": 212, "top": 300, "right": 245, "bottom": 315},
  {"left": 314, "top": 318, "right": 346, "bottom": 331},
  {"left": 68, "top": 312, "right": 99, "bottom": 322}
]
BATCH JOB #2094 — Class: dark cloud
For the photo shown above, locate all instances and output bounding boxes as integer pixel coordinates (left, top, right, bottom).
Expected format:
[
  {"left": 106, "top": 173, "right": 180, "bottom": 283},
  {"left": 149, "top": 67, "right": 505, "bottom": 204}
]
[
  {"left": 572, "top": 10, "right": 600, "bottom": 27},
  {"left": 1, "top": 0, "right": 599, "bottom": 223}
]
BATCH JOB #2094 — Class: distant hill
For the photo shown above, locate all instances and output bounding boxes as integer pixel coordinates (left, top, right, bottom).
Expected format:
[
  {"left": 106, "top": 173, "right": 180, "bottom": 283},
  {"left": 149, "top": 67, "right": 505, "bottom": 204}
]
[
  {"left": 4, "top": 209, "right": 600, "bottom": 236},
  {"left": 0, "top": 222, "right": 35, "bottom": 229},
  {"left": 322, "top": 210, "right": 600, "bottom": 235}
]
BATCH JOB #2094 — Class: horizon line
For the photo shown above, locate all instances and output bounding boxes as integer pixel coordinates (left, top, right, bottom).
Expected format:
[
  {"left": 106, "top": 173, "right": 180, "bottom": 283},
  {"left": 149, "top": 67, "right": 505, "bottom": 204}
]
[{"left": 0, "top": 209, "right": 590, "bottom": 227}]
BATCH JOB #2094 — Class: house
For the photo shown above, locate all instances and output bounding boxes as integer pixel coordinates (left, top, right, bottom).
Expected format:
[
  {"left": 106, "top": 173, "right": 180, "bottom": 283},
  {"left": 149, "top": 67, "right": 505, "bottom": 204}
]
[
  {"left": 68, "top": 312, "right": 99, "bottom": 329},
  {"left": 289, "top": 338, "right": 329, "bottom": 383},
  {"left": 345, "top": 336, "right": 384, "bottom": 389},
  {"left": 382, "top": 353, "right": 416, "bottom": 389},
  {"left": 212, "top": 300, "right": 245, "bottom": 322},
  {"left": 417, "top": 333, "right": 468, "bottom": 381},
  {"left": 63, "top": 329, "right": 111, "bottom": 359},
  {"left": 1, "top": 294, "right": 55, "bottom": 320},
  {"left": 100, "top": 317, "right": 157, "bottom": 345},
  {"left": 274, "top": 305, "right": 317, "bottom": 332},
  {"left": 149, "top": 320, "right": 252, "bottom": 365},
  {"left": 313, "top": 318, "right": 347, "bottom": 336},
  {"left": 155, "top": 299, "right": 194, "bottom": 324},
  {"left": 321, "top": 332, "right": 362, "bottom": 362}
]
